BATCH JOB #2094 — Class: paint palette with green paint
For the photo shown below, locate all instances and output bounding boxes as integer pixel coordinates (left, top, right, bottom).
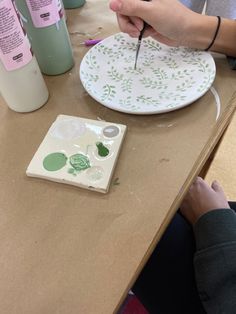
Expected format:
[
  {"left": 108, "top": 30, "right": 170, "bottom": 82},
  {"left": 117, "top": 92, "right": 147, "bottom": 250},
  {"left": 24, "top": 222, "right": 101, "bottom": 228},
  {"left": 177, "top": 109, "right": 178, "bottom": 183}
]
[{"left": 26, "top": 115, "right": 127, "bottom": 193}]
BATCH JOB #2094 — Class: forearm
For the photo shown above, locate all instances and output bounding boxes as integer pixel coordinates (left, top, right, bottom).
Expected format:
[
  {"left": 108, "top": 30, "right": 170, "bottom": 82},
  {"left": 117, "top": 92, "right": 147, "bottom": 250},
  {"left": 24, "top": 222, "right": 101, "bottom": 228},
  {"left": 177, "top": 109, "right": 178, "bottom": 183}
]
[{"left": 186, "top": 14, "right": 236, "bottom": 57}]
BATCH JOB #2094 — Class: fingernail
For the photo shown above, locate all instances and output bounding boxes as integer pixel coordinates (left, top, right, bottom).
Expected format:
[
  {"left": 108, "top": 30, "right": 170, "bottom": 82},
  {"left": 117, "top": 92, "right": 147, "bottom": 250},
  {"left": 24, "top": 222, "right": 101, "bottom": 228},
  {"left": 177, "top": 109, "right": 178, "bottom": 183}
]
[{"left": 110, "top": 0, "right": 122, "bottom": 11}]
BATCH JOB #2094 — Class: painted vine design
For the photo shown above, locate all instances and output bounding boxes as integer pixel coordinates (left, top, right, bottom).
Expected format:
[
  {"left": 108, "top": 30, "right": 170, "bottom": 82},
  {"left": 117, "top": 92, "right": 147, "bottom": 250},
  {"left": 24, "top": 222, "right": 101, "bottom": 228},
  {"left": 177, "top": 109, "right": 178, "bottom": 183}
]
[{"left": 81, "top": 33, "right": 215, "bottom": 113}]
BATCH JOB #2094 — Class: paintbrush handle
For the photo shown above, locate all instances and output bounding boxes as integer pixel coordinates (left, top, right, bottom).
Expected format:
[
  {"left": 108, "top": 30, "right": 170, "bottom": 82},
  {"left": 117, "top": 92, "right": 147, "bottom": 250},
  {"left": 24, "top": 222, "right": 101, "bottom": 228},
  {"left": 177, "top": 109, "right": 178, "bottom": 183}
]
[
  {"left": 139, "top": 21, "right": 148, "bottom": 41},
  {"left": 139, "top": 0, "right": 151, "bottom": 40},
  {"left": 134, "top": 0, "right": 151, "bottom": 70}
]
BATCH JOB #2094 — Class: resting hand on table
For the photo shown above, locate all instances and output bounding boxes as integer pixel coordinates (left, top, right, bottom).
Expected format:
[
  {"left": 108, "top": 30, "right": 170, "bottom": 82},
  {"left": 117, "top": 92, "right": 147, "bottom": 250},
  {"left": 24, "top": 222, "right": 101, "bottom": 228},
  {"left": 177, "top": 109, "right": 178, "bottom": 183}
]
[
  {"left": 109, "top": 0, "right": 236, "bottom": 56},
  {"left": 180, "top": 177, "right": 230, "bottom": 225}
]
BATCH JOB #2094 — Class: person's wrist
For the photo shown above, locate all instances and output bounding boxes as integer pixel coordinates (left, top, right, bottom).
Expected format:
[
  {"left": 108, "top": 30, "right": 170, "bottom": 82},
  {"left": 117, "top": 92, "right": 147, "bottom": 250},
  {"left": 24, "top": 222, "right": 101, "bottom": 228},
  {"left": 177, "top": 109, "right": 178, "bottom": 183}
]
[
  {"left": 182, "top": 14, "right": 217, "bottom": 50},
  {"left": 212, "top": 18, "right": 236, "bottom": 56},
  {"left": 187, "top": 17, "right": 236, "bottom": 56}
]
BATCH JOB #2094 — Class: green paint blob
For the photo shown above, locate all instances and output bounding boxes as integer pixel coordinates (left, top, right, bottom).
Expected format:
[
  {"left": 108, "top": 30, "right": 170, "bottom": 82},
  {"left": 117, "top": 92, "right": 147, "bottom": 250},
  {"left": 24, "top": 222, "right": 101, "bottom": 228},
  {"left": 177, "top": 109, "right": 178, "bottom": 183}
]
[
  {"left": 96, "top": 142, "right": 109, "bottom": 157},
  {"left": 43, "top": 152, "right": 67, "bottom": 171},
  {"left": 69, "top": 153, "right": 91, "bottom": 171}
]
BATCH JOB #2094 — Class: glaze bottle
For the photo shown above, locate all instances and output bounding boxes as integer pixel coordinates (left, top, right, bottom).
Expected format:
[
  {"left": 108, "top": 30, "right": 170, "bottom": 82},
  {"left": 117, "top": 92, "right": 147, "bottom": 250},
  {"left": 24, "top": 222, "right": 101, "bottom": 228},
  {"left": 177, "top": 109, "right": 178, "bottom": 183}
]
[
  {"left": 15, "top": 0, "right": 74, "bottom": 75},
  {"left": 62, "top": 0, "right": 85, "bottom": 9},
  {"left": 0, "top": 0, "right": 49, "bottom": 112}
]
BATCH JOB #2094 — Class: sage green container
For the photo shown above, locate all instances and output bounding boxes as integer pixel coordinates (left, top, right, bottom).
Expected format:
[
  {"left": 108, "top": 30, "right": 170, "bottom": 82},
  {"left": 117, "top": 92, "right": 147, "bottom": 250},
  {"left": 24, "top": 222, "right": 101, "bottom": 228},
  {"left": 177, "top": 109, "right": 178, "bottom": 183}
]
[
  {"left": 63, "top": 0, "right": 85, "bottom": 9},
  {"left": 15, "top": 0, "right": 74, "bottom": 75}
]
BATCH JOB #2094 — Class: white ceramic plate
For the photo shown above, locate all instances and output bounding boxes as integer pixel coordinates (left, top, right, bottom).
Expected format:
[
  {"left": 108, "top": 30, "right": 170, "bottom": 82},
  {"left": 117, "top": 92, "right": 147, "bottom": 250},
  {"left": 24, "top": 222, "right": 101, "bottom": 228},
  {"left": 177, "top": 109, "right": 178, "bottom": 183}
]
[{"left": 80, "top": 33, "right": 216, "bottom": 115}]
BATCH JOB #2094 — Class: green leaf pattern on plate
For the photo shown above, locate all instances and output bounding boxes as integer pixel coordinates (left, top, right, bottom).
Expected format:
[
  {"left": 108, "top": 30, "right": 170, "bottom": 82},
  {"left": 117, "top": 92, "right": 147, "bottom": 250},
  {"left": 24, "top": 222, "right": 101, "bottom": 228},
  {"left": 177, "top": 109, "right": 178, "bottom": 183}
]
[
  {"left": 101, "top": 84, "right": 116, "bottom": 101},
  {"left": 197, "top": 69, "right": 215, "bottom": 93},
  {"left": 152, "top": 68, "right": 168, "bottom": 80},
  {"left": 137, "top": 95, "right": 160, "bottom": 106},
  {"left": 171, "top": 69, "right": 194, "bottom": 80},
  {"left": 80, "top": 71, "right": 99, "bottom": 93},
  {"left": 142, "top": 52, "right": 155, "bottom": 67},
  {"left": 108, "top": 66, "right": 124, "bottom": 82},
  {"left": 159, "top": 56, "right": 179, "bottom": 69},
  {"left": 176, "top": 77, "right": 196, "bottom": 92},
  {"left": 85, "top": 53, "right": 100, "bottom": 70},
  {"left": 140, "top": 77, "right": 168, "bottom": 90},
  {"left": 80, "top": 33, "right": 216, "bottom": 114},
  {"left": 143, "top": 40, "right": 162, "bottom": 52},
  {"left": 184, "top": 57, "right": 209, "bottom": 72},
  {"left": 124, "top": 66, "right": 144, "bottom": 75},
  {"left": 121, "top": 78, "right": 133, "bottom": 93}
]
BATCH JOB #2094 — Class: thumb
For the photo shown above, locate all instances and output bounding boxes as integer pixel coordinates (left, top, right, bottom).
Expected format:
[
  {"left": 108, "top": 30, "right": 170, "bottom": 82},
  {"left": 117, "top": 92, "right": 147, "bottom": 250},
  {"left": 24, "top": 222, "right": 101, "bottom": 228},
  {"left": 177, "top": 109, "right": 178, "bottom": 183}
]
[
  {"left": 211, "top": 180, "right": 222, "bottom": 192},
  {"left": 211, "top": 180, "right": 226, "bottom": 196},
  {"left": 109, "top": 0, "right": 151, "bottom": 20}
]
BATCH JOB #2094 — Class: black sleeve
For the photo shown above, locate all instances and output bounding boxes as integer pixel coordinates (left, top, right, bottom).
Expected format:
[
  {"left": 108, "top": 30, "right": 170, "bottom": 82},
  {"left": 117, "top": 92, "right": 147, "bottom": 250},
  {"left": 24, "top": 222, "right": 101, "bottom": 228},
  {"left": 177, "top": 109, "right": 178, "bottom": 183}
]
[
  {"left": 193, "top": 209, "right": 236, "bottom": 314},
  {"left": 227, "top": 56, "right": 236, "bottom": 69}
]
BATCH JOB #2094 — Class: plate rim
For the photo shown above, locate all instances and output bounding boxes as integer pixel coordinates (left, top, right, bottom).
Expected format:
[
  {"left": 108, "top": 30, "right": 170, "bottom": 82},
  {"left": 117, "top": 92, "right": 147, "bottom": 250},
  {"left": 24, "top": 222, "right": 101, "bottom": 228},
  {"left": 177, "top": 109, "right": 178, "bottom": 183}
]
[{"left": 79, "top": 32, "right": 216, "bottom": 115}]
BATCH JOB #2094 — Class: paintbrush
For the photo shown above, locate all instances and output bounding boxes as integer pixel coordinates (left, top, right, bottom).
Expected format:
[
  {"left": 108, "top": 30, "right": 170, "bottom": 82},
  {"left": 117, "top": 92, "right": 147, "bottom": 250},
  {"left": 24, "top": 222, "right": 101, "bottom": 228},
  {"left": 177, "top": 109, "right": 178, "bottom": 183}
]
[{"left": 134, "top": 0, "right": 151, "bottom": 70}]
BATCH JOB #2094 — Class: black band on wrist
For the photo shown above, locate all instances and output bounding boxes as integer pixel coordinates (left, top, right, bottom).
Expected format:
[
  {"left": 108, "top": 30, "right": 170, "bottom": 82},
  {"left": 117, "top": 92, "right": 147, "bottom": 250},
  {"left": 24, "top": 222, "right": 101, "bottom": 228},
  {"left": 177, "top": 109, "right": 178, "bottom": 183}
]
[{"left": 205, "top": 16, "right": 221, "bottom": 52}]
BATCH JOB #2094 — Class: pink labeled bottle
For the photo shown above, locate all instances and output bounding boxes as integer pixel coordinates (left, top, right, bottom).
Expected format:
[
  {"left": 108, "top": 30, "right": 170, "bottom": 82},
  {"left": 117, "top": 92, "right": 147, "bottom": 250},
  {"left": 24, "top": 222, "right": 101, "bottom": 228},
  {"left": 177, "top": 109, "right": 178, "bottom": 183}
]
[{"left": 0, "top": 0, "right": 49, "bottom": 112}]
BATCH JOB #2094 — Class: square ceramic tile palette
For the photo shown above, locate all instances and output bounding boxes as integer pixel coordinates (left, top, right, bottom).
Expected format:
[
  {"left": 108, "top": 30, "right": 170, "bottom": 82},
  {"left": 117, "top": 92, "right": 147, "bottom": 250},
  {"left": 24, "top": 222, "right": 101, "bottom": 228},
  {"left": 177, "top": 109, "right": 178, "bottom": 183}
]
[{"left": 26, "top": 115, "right": 127, "bottom": 193}]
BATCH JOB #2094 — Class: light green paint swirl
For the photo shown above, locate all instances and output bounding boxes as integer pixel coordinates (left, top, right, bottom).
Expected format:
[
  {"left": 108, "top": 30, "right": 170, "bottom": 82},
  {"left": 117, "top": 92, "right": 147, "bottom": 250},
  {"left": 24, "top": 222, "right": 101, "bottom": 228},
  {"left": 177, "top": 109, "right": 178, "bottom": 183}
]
[{"left": 69, "top": 153, "right": 91, "bottom": 171}]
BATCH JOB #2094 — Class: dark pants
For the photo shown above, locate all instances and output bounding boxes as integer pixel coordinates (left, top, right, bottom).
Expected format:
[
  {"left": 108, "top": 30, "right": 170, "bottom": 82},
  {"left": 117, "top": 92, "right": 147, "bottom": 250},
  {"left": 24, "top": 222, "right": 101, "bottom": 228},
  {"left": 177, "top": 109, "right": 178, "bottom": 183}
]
[{"left": 133, "top": 202, "right": 236, "bottom": 314}]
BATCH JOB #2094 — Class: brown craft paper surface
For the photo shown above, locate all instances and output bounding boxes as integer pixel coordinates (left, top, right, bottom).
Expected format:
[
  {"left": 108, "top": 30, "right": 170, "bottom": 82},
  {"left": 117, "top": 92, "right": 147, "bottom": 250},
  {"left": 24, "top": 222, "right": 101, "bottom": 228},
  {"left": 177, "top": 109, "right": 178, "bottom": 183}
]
[
  {"left": 206, "top": 110, "right": 236, "bottom": 200},
  {"left": 0, "top": 1, "right": 236, "bottom": 313}
]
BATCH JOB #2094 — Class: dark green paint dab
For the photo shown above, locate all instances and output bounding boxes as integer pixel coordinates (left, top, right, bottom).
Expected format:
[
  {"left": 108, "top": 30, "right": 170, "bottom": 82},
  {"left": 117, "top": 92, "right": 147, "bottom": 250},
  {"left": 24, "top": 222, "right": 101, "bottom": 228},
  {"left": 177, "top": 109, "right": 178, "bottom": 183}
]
[{"left": 96, "top": 142, "right": 109, "bottom": 157}]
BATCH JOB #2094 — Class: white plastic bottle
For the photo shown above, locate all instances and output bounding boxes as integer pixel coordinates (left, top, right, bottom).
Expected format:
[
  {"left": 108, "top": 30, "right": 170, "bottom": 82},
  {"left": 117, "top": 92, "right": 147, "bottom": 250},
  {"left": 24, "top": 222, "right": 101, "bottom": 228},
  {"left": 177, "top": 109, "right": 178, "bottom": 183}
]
[{"left": 0, "top": 0, "right": 49, "bottom": 112}]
